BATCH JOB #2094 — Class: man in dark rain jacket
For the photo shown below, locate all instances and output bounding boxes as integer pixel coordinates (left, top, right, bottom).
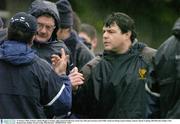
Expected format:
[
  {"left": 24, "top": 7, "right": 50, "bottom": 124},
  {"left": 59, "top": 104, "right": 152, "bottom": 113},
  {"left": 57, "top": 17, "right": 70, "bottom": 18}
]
[
  {"left": 153, "top": 17, "right": 180, "bottom": 118},
  {"left": 56, "top": 0, "right": 94, "bottom": 70},
  {"left": 28, "top": 1, "right": 85, "bottom": 118},
  {"left": 28, "top": 0, "right": 70, "bottom": 65},
  {"left": 0, "top": 12, "right": 71, "bottom": 119},
  {"left": 73, "top": 12, "right": 151, "bottom": 118}
]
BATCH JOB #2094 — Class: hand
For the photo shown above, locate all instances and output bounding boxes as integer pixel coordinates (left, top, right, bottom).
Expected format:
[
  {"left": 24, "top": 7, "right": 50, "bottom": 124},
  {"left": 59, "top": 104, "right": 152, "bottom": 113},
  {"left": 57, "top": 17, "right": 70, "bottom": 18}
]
[
  {"left": 68, "top": 67, "right": 84, "bottom": 91},
  {"left": 51, "top": 48, "right": 69, "bottom": 75}
]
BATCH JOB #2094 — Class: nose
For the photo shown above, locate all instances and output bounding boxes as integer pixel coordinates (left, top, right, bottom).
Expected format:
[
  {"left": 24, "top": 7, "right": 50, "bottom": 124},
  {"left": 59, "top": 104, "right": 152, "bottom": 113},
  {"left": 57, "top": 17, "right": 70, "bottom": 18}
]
[
  {"left": 103, "top": 31, "right": 108, "bottom": 39},
  {"left": 40, "top": 26, "right": 47, "bottom": 33}
]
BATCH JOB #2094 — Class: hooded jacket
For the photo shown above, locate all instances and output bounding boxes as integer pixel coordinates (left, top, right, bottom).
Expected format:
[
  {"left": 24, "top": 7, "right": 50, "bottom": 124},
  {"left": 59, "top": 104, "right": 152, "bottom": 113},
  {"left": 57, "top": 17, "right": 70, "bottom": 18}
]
[
  {"left": 28, "top": 0, "right": 60, "bottom": 41},
  {"left": 28, "top": 0, "right": 70, "bottom": 64},
  {"left": 0, "top": 41, "right": 72, "bottom": 118},
  {"left": 154, "top": 18, "right": 180, "bottom": 118},
  {"left": 73, "top": 42, "right": 150, "bottom": 118}
]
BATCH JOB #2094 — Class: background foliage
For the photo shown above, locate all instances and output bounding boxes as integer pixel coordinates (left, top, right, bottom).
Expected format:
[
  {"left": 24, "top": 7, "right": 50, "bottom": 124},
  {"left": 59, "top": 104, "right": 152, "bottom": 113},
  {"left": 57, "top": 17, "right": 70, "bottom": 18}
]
[
  {"left": 2, "top": 0, "right": 180, "bottom": 52},
  {"left": 68, "top": 0, "right": 179, "bottom": 52}
]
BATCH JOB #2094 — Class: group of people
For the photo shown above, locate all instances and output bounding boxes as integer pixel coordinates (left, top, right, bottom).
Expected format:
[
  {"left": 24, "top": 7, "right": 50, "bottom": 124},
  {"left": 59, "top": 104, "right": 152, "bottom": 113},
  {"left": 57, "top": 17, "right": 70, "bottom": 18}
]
[{"left": 0, "top": 0, "right": 179, "bottom": 119}]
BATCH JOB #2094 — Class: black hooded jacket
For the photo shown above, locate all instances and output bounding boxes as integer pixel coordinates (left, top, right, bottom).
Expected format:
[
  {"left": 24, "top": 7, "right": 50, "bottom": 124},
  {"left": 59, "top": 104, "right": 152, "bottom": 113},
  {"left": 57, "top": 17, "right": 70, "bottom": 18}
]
[
  {"left": 73, "top": 42, "right": 149, "bottom": 118},
  {"left": 154, "top": 18, "right": 180, "bottom": 118}
]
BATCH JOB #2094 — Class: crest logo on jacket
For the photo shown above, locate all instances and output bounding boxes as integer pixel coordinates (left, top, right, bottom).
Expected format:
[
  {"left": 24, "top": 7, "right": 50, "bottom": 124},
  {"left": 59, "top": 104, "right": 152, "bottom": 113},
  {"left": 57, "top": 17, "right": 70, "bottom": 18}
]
[{"left": 138, "top": 68, "right": 147, "bottom": 79}]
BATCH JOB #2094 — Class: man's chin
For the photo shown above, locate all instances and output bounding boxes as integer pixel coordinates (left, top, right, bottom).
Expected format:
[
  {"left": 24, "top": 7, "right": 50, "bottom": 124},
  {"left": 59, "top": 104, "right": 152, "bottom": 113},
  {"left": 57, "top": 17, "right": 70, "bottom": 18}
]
[
  {"left": 35, "top": 38, "right": 48, "bottom": 43},
  {"left": 104, "top": 47, "right": 111, "bottom": 51}
]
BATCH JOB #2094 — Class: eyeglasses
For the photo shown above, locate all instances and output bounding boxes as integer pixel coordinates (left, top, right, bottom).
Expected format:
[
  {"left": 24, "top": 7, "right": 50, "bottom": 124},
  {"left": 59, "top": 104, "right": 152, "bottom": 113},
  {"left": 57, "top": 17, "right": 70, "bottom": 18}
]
[{"left": 37, "top": 23, "right": 56, "bottom": 32}]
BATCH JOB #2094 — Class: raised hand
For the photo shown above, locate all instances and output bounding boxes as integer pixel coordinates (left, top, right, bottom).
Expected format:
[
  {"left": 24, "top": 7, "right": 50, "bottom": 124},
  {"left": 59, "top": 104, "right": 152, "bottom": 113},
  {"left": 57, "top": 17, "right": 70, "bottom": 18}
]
[{"left": 51, "top": 48, "right": 69, "bottom": 75}]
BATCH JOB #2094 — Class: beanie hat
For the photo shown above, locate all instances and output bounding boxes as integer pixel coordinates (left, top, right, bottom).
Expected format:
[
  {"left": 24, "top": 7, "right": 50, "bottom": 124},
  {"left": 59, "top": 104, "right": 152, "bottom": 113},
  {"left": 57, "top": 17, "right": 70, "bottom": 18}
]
[
  {"left": 56, "top": 0, "right": 73, "bottom": 28},
  {"left": 0, "top": 17, "right": 4, "bottom": 28},
  {"left": 10, "top": 12, "right": 37, "bottom": 33}
]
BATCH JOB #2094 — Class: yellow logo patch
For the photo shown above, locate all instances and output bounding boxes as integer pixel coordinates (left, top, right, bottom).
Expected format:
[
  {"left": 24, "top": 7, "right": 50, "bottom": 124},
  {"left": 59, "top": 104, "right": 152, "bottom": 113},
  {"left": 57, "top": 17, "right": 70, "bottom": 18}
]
[{"left": 139, "top": 68, "right": 147, "bottom": 79}]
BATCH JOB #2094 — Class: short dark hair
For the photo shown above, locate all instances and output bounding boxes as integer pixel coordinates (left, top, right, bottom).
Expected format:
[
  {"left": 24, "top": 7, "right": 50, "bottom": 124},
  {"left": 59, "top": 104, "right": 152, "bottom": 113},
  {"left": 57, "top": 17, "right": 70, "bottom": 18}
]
[
  {"left": 80, "top": 23, "right": 97, "bottom": 40},
  {"left": 104, "top": 12, "right": 137, "bottom": 42},
  {"left": 8, "top": 26, "right": 35, "bottom": 44}
]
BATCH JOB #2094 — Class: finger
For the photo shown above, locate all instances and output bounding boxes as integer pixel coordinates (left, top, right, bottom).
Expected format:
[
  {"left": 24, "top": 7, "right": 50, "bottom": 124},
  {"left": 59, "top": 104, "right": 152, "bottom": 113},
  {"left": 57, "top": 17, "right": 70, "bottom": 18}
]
[
  {"left": 66, "top": 55, "right": 69, "bottom": 61},
  {"left": 70, "top": 67, "right": 79, "bottom": 73},
  {"left": 73, "top": 67, "right": 78, "bottom": 72},
  {"left": 60, "top": 48, "right": 66, "bottom": 58},
  {"left": 51, "top": 55, "right": 60, "bottom": 62},
  {"left": 69, "top": 72, "right": 83, "bottom": 78},
  {"left": 71, "top": 79, "right": 84, "bottom": 86}
]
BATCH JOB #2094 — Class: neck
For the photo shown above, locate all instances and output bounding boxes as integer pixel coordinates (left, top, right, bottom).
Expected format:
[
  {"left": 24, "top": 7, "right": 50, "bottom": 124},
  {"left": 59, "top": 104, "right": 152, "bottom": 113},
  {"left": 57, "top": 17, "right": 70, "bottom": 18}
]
[{"left": 116, "top": 40, "right": 132, "bottom": 54}]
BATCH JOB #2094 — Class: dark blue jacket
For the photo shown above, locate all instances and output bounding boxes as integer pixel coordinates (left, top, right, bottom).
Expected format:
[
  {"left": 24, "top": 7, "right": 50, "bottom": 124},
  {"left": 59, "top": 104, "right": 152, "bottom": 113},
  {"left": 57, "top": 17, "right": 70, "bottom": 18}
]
[{"left": 0, "top": 41, "right": 72, "bottom": 118}]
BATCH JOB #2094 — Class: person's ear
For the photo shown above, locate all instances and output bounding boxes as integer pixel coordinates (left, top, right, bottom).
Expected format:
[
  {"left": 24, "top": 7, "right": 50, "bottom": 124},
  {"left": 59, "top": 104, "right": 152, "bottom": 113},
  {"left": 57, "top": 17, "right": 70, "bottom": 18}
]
[
  {"left": 92, "top": 38, "right": 97, "bottom": 49},
  {"left": 125, "top": 31, "right": 132, "bottom": 39}
]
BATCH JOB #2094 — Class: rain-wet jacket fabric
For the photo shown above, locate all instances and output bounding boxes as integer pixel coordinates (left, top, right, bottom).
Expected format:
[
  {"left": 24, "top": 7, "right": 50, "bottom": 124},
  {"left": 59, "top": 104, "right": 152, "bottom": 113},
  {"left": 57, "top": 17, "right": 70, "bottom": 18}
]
[
  {"left": 154, "top": 17, "right": 180, "bottom": 118},
  {"left": 0, "top": 41, "right": 72, "bottom": 118},
  {"left": 73, "top": 42, "right": 150, "bottom": 118}
]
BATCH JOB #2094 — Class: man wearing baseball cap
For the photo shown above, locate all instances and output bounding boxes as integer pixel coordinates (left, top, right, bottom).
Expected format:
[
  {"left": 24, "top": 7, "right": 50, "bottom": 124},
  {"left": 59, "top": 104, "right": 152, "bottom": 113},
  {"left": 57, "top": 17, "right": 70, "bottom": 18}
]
[{"left": 0, "top": 12, "right": 74, "bottom": 118}]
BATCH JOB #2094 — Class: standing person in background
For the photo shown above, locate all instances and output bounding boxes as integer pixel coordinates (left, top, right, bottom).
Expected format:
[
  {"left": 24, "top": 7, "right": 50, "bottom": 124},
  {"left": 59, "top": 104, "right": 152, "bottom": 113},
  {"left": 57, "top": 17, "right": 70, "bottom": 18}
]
[
  {"left": 0, "top": 12, "right": 73, "bottom": 118},
  {"left": 56, "top": 0, "right": 94, "bottom": 71},
  {"left": 79, "top": 23, "right": 98, "bottom": 54}
]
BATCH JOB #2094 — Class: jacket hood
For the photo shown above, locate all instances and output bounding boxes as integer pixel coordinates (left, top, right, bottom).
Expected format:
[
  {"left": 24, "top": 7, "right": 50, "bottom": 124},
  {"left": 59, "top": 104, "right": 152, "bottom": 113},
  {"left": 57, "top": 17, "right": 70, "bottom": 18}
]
[
  {"left": 0, "top": 41, "right": 36, "bottom": 65},
  {"left": 64, "top": 31, "right": 79, "bottom": 54},
  {"left": 172, "top": 17, "right": 180, "bottom": 38},
  {"left": 28, "top": 0, "right": 60, "bottom": 41}
]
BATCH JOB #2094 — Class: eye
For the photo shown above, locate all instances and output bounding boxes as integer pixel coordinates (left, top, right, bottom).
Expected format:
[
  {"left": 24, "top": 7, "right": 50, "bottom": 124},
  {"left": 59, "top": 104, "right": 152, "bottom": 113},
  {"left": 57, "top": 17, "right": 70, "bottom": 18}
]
[{"left": 37, "top": 23, "right": 43, "bottom": 29}]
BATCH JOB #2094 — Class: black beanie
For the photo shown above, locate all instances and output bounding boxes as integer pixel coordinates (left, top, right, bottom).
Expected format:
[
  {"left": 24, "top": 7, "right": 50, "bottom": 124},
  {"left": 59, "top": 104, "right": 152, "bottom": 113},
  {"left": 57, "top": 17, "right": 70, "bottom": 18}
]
[
  {"left": 56, "top": 0, "right": 73, "bottom": 28},
  {"left": 10, "top": 12, "right": 37, "bottom": 33}
]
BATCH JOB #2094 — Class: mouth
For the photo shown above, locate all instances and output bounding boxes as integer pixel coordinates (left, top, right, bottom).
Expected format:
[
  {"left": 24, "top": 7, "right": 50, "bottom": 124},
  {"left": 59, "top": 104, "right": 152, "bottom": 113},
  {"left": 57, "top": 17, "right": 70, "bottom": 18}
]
[{"left": 104, "top": 41, "right": 110, "bottom": 46}]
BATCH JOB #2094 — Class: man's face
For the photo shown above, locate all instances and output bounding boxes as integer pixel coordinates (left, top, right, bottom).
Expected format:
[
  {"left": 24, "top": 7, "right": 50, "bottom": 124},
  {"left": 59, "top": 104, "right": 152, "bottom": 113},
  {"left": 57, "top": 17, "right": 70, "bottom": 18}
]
[
  {"left": 79, "top": 32, "right": 92, "bottom": 49},
  {"left": 79, "top": 32, "right": 92, "bottom": 45},
  {"left": 35, "top": 15, "right": 55, "bottom": 42},
  {"left": 103, "top": 23, "right": 130, "bottom": 53}
]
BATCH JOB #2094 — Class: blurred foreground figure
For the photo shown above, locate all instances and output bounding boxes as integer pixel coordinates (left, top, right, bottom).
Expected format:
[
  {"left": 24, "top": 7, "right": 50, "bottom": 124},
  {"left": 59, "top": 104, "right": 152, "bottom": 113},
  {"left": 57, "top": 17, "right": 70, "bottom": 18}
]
[
  {"left": 153, "top": 17, "right": 180, "bottom": 118},
  {"left": 0, "top": 12, "right": 72, "bottom": 119}
]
